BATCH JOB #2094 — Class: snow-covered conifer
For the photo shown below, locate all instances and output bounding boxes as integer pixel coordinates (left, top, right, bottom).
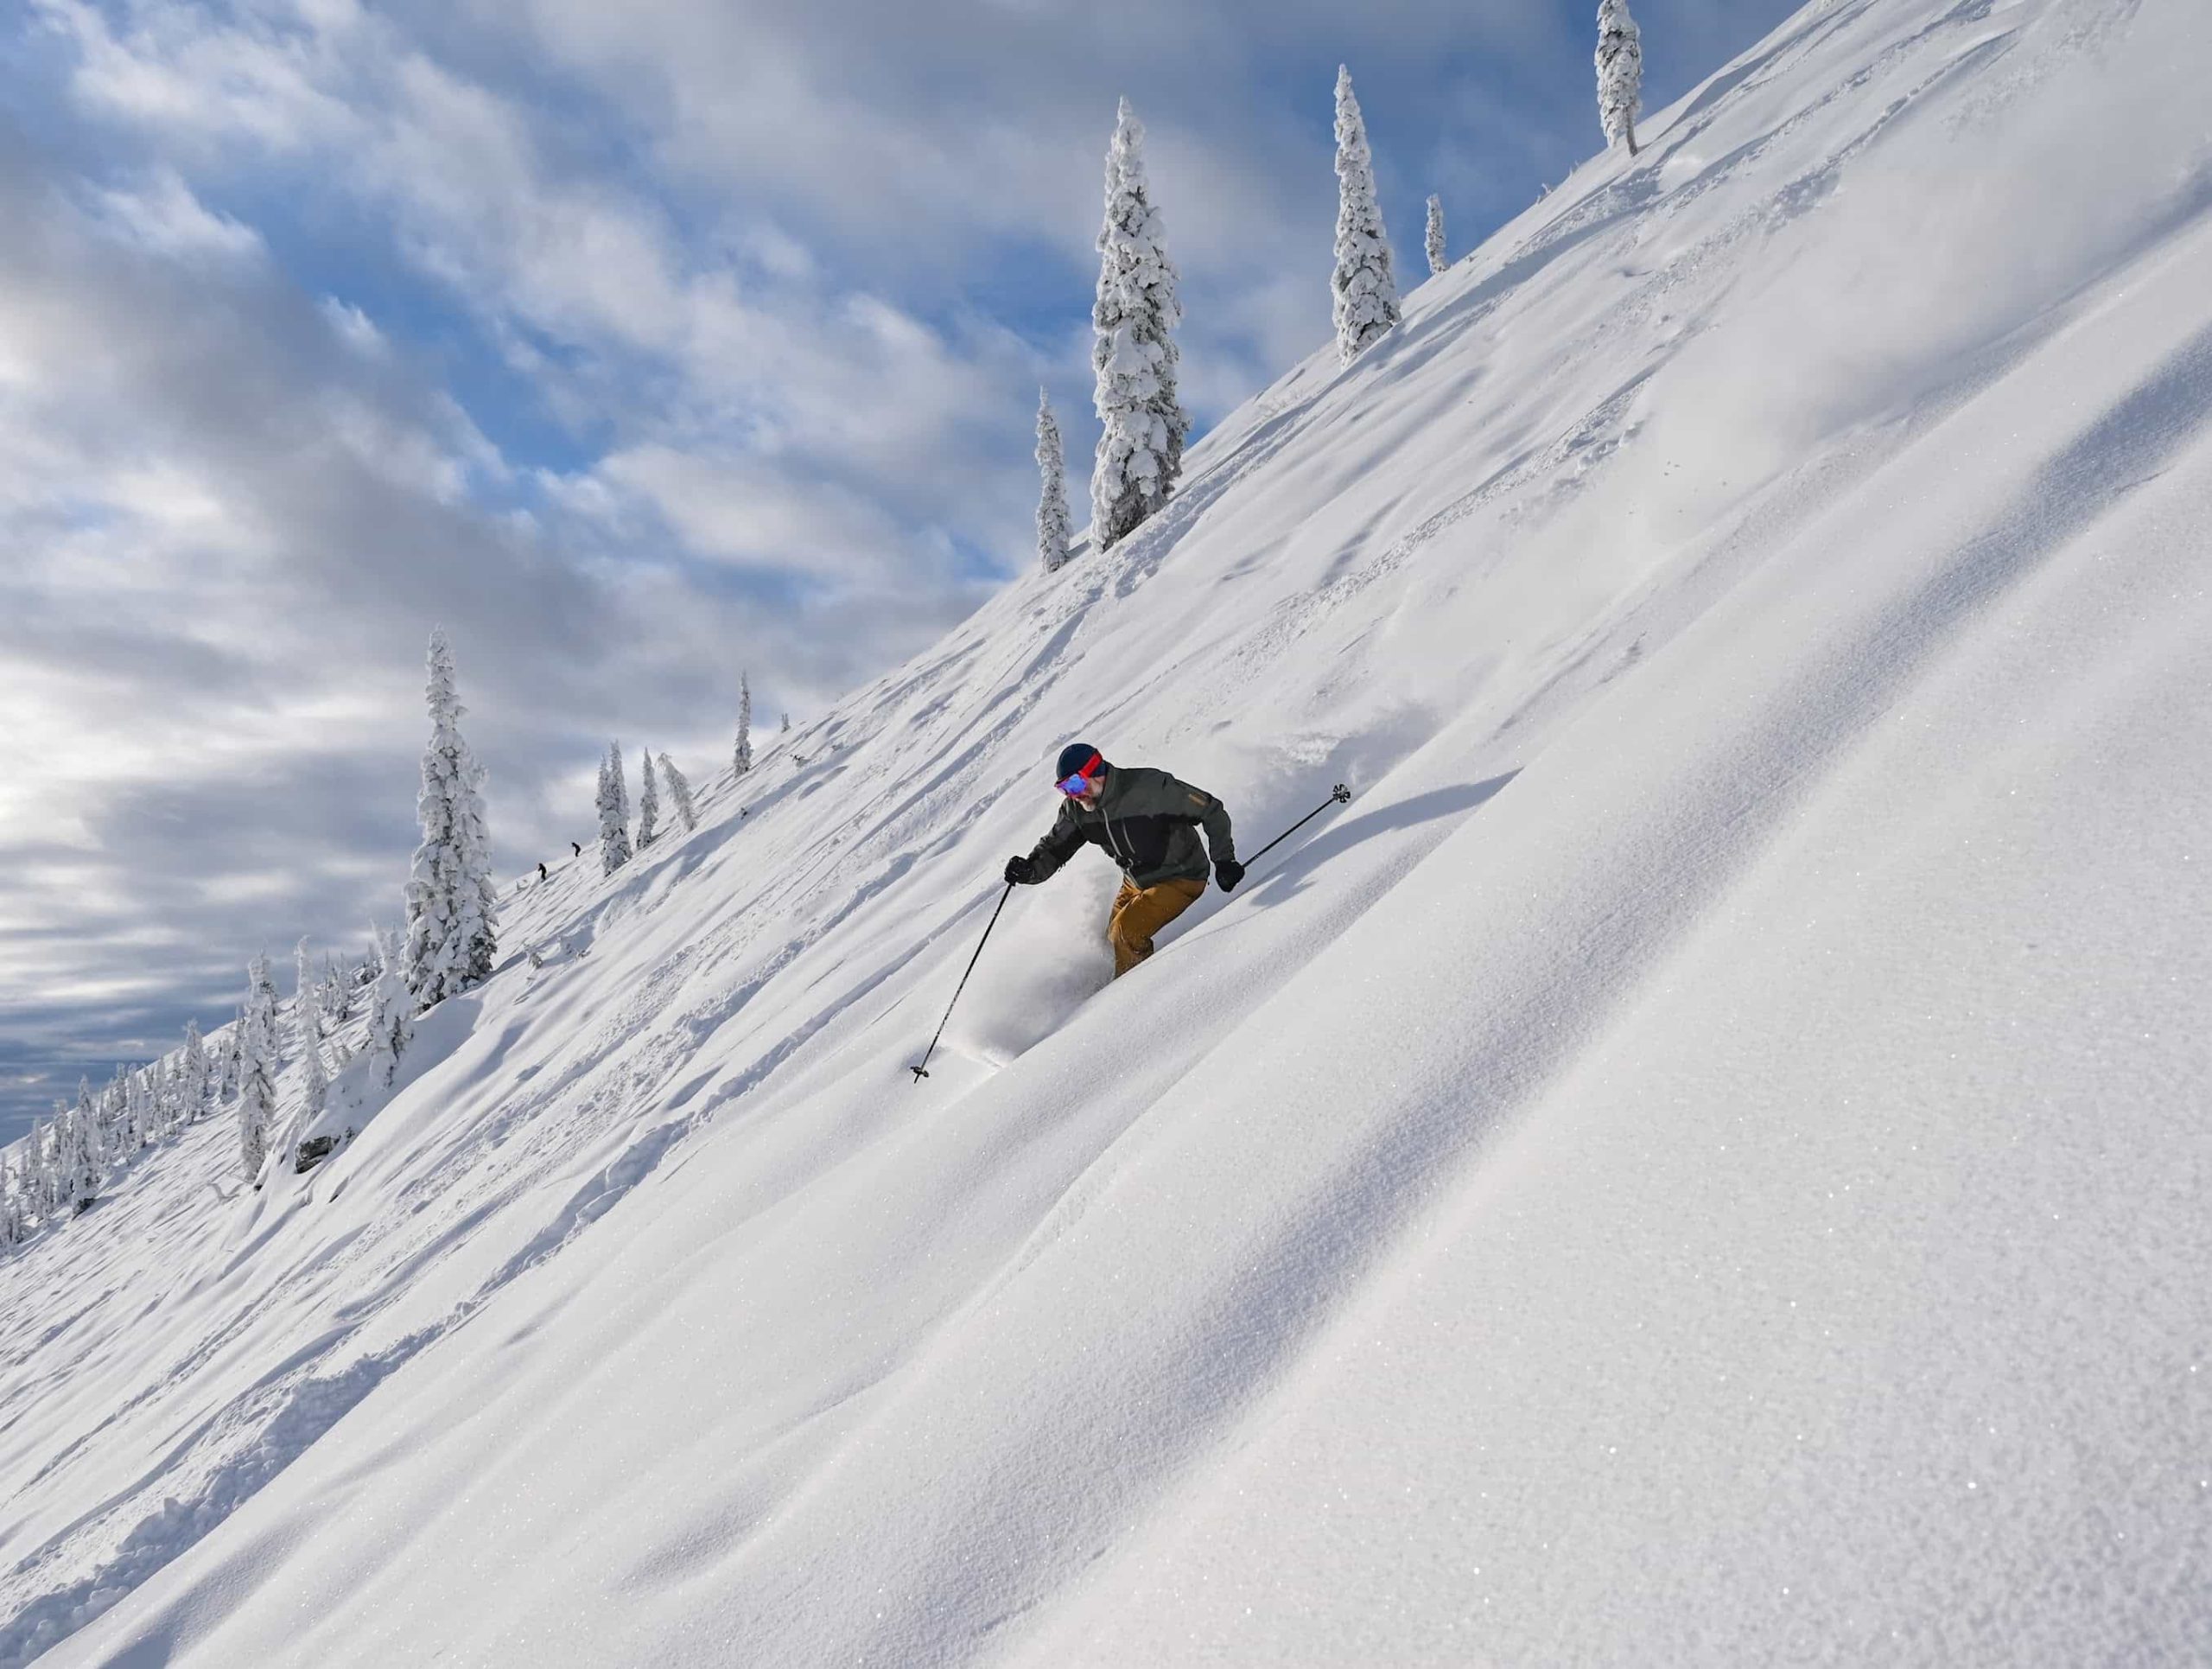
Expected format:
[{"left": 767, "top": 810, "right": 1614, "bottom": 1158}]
[
  {"left": 294, "top": 938, "right": 322, "bottom": 1057},
  {"left": 296, "top": 1028, "right": 327, "bottom": 1150},
  {"left": 636, "top": 747, "right": 659, "bottom": 850},
  {"left": 1090, "top": 97, "right": 1187, "bottom": 551},
  {"left": 245, "top": 954, "right": 280, "bottom": 1071},
  {"left": 404, "top": 629, "right": 499, "bottom": 1008},
  {"left": 734, "top": 676, "right": 754, "bottom": 779},
  {"left": 66, "top": 1094, "right": 99, "bottom": 1210},
  {"left": 1425, "top": 194, "right": 1447, "bottom": 277},
  {"left": 321, "top": 952, "right": 354, "bottom": 1025},
  {"left": 238, "top": 955, "right": 278, "bottom": 1181},
  {"left": 1035, "top": 389, "right": 1072, "bottom": 572},
  {"left": 181, "top": 1021, "right": 209, "bottom": 1123},
  {"left": 1597, "top": 0, "right": 1643, "bottom": 156},
  {"left": 658, "top": 753, "right": 698, "bottom": 834},
  {"left": 364, "top": 924, "right": 414, "bottom": 1091},
  {"left": 1332, "top": 67, "right": 1401, "bottom": 366},
  {"left": 597, "top": 742, "right": 633, "bottom": 875}
]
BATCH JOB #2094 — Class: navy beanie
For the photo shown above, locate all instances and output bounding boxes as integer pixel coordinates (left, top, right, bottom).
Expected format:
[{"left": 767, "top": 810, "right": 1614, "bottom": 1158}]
[{"left": 1056, "top": 742, "right": 1103, "bottom": 780}]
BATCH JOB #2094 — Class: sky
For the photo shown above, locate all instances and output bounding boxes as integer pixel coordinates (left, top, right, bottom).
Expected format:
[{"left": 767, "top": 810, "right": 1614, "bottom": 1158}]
[{"left": 0, "top": 0, "right": 1805, "bottom": 1140}]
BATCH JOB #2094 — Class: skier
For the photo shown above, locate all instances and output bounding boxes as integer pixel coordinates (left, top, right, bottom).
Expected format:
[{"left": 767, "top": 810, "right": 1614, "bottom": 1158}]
[
  {"left": 1005, "top": 743, "right": 1243, "bottom": 978},
  {"left": 537, "top": 861, "right": 549, "bottom": 882},
  {"left": 570, "top": 841, "right": 582, "bottom": 857}
]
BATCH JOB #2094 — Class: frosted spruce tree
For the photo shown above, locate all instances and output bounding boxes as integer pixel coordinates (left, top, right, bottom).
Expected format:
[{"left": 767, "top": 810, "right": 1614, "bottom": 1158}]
[
  {"left": 294, "top": 938, "right": 321, "bottom": 1058},
  {"left": 1425, "top": 194, "right": 1447, "bottom": 277},
  {"left": 245, "top": 954, "right": 280, "bottom": 1072},
  {"left": 66, "top": 1098, "right": 99, "bottom": 1211},
  {"left": 404, "top": 629, "right": 499, "bottom": 1008},
  {"left": 1597, "top": 0, "right": 1643, "bottom": 156},
  {"left": 1090, "top": 97, "right": 1186, "bottom": 551},
  {"left": 598, "top": 742, "right": 633, "bottom": 875},
  {"left": 1035, "top": 388, "right": 1072, "bottom": 572},
  {"left": 238, "top": 953, "right": 279, "bottom": 1181},
  {"left": 734, "top": 675, "right": 754, "bottom": 779},
  {"left": 181, "top": 1023, "right": 209, "bottom": 1123},
  {"left": 636, "top": 747, "right": 660, "bottom": 850},
  {"left": 1332, "top": 67, "right": 1401, "bottom": 366},
  {"left": 658, "top": 753, "right": 698, "bottom": 834},
  {"left": 364, "top": 924, "right": 414, "bottom": 1091}
]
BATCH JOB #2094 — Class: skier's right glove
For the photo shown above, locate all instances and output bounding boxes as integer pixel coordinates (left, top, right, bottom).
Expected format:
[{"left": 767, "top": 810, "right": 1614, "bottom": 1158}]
[
  {"left": 1004, "top": 854, "right": 1039, "bottom": 885},
  {"left": 1214, "top": 858, "right": 1246, "bottom": 893}
]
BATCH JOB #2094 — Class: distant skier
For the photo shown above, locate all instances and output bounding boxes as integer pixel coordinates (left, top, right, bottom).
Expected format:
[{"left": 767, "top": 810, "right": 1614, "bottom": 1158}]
[
  {"left": 570, "top": 841, "right": 582, "bottom": 857},
  {"left": 1005, "top": 743, "right": 1242, "bottom": 977},
  {"left": 537, "top": 861, "right": 548, "bottom": 882}
]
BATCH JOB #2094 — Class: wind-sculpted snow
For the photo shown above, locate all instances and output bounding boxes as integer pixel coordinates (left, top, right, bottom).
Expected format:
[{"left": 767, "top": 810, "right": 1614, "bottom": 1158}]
[{"left": 4, "top": 0, "right": 2210, "bottom": 1662}]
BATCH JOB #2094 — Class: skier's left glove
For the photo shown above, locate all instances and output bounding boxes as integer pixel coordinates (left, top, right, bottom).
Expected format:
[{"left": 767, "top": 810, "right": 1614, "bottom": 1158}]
[
  {"left": 1214, "top": 858, "right": 1246, "bottom": 894},
  {"left": 1004, "top": 854, "right": 1039, "bottom": 885}
]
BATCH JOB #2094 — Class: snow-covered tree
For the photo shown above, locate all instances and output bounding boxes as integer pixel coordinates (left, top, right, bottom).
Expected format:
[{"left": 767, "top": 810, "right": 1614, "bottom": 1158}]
[
  {"left": 1332, "top": 66, "right": 1401, "bottom": 366},
  {"left": 294, "top": 938, "right": 322, "bottom": 1056},
  {"left": 0, "top": 1169, "right": 23, "bottom": 1248},
  {"left": 1035, "top": 388, "right": 1072, "bottom": 572},
  {"left": 734, "top": 675, "right": 754, "bottom": 779},
  {"left": 1425, "top": 194, "right": 1447, "bottom": 277},
  {"left": 181, "top": 1021, "right": 209, "bottom": 1124},
  {"left": 636, "top": 747, "right": 659, "bottom": 850},
  {"left": 658, "top": 753, "right": 698, "bottom": 834},
  {"left": 245, "top": 954, "right": 280, "bottom": 1071},
  {"left": 364, "top": 924, "right": 414, "bottom": 1091},
  {"left": 296, "top": 1026, "right": 328, "bottom": 1149},
  {"left": 238, "top": 954, "right": 279, "bottom": 1182},
  {"left": 65, "top": 1093, "right": 99, "bottom": 1211},
  {"left": 1090, "top": 97, "right": 1187, "bottom": 551},
  {"left": 403, "top": 629, "right": 499, "bottom": 1009},
  {"left": 597, "top": 742, "right": 632, "bottom": 875},
  {"left": 1597, "top": 0, "right": 1643, "bottom": 156}
]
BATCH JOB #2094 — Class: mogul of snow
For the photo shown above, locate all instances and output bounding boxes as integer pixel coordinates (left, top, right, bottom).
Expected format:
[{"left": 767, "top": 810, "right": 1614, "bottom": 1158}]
[{"left": 1004, "top": 743, "right": 1243, "bottom": 978}]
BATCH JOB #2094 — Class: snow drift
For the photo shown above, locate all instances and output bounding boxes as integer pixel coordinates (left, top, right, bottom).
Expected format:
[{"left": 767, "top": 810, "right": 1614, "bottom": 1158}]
[{"left": 4, "top": 0, "right": 2209, "bottom": 1662}]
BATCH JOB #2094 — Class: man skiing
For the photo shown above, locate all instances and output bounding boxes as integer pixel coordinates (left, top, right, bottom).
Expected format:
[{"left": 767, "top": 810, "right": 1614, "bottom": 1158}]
[{"left": 1005, "top": 743, "right": 1243, "bottom": 978}]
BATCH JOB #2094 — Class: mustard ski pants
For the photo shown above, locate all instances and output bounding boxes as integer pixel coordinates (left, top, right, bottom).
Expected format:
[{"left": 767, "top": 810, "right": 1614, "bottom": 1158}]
[{"left": 1109, "top": 876, "right": 1207, "bottom": 978}]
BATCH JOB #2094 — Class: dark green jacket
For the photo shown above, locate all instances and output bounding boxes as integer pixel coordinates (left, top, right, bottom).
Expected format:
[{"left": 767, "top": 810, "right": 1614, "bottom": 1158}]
[{"left": 1026, "top": 765, "right": 1235, "bottom": 889}]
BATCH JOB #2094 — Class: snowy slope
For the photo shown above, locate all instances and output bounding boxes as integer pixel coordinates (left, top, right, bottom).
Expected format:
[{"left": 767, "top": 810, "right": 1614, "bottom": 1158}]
[{"left": 6, "top": 0, "right": 2211, "bottom": 1662}]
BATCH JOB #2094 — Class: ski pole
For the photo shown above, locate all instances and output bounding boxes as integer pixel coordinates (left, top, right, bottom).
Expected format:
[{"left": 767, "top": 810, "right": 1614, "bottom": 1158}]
[
  {"left": 909, "top": 881, "right": 1015, "bottom": 1083},
  {"left": 1242, "top": 784, "right": 1354, "bottom": 870}
]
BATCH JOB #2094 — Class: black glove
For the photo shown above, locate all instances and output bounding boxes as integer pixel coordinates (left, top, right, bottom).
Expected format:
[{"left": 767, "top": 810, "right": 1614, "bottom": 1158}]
[
  {"left": 1004, "top": 854, "right": 1039, "bottom": 885},
  {"left": 1214, "top": 858, "right": 1246, "bottom": 893}
]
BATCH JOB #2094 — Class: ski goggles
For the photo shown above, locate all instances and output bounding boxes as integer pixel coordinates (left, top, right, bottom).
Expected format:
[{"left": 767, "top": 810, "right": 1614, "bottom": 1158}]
[{"left": 1057, "top": 752, "right": 1103, "bottom": 796}]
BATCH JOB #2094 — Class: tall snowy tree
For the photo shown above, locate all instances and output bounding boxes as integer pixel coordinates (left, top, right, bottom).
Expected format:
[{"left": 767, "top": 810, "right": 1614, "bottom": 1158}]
[
  {"left": 1090, "top": 97, "right": 1187, "bottom": 551},
  {"left": 219, "top": 1014, "right": 243, "bottom": 1102},
  {"left": 294, "top": 938, "right": 322, "bottom": 1058},
  {"left": 238, "top": 954, "right": 279, "bottom": 1182},
  {"left": 734, "top": 675, "right": 754, "bottom": 779},
  {"left": 245, "top": 953, "right": 280, "bottom": 1070},
  {"left": 181, "top": 1021, "right": 209, "bottom": 1124},
  {"left": 636, "top": 747, "right": 660, "bottom": 850},
  {"left": 1425, "top": 194, "right": 1447, "bottom": 277},
  {"left": 1332, "top": 67, "right": 1401, "bottom": 366},
  {"left": 1035, "top": 388, "right": 1072, "bottom": 572},
  {"left": 658, "top": 753, "right": 698, "bottom": 834},
  {"left": 1597, "top": 0, "right": 1643, "bottom": 156},
  {"left": 404, "top": 628, "right": 499, "bottom": 1009},
  {"left": 597, "top": 742, "right": 633, "bottom": 876},
  {"left": 64, "top": 1098, "right": 99, "bottom": 1212},
  {"left": 364, "top": 924, "right": 414, "bottom": 1091}
]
